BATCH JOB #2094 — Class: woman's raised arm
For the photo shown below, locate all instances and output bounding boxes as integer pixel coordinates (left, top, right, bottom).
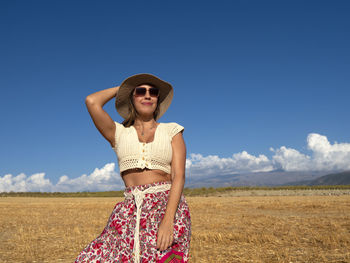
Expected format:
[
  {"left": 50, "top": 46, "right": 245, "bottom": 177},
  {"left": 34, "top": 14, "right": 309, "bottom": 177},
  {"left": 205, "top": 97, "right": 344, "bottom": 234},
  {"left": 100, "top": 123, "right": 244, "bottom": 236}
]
[{"left": 85, "top": 86, "right": 120, "bottom": 148}]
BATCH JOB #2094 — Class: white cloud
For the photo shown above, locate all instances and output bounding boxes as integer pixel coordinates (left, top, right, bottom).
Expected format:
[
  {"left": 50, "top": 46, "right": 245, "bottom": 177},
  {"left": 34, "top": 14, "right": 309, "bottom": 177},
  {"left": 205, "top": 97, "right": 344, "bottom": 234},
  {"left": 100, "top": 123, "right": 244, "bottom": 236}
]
[
  {"left": 187, "top": 133, "right": 350, "bottom": 177},
  {"left": 186, "top": 151, "right": 274, "bottom": 177},
  {"left": 0, "top": 163, "right": 124, "bottom": 193},
  {"left": 270, "top": 133, "right": 350, "bottom": 172},
  {"left": 1, "top": 133, "right": 350, "bottom": 192},
  {"left": 0, "top": 173, "right": 54, "bottom": 192},
  {"left": 54, "top": 163, "right": 124, "bottom": 192},
  {"left": 270, "top": 146, "right": 311, "bottom": 171}
]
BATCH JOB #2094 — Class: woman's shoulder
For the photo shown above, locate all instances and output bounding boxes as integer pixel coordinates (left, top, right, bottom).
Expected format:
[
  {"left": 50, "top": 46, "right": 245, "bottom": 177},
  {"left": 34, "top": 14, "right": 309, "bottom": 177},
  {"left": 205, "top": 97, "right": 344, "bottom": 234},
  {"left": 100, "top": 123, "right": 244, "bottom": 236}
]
[
  {"left": 160, "top": 122, "right": 185, "bottom": 137},
  {"left": 160, "top": 121, "right": 183, "bottom": 126},
  {"left": 160, "top": 121, "right": 184, "bottom": 129}
]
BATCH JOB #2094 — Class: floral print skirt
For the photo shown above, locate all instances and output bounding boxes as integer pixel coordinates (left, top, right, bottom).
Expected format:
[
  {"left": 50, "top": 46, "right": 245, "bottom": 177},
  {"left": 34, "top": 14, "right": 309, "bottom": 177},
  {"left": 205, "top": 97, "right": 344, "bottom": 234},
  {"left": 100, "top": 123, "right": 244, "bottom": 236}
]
[{"left": 74, "top": 181, "right": 191, "bottom": 263}]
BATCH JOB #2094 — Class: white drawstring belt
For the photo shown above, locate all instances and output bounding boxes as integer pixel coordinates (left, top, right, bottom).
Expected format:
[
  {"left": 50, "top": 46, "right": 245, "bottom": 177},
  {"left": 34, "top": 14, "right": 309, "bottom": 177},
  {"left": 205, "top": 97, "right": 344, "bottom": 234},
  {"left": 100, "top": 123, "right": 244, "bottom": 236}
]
[{"left": 124, "top": 183, "right": 172, "bottom": 263}]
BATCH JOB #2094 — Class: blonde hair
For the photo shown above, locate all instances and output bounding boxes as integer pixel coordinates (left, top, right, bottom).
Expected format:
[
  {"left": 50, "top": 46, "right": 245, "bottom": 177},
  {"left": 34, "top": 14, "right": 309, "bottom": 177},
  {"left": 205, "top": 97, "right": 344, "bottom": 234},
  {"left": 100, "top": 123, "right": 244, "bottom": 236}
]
[{"left": 122, "top": 85, "right": 160, "bottom": 127}]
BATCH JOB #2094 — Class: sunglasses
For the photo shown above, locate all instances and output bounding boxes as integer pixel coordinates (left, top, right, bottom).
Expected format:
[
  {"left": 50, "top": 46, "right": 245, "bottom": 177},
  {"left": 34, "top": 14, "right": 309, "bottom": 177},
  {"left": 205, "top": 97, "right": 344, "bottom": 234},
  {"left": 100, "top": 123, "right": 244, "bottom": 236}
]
[{"left": 133, "top": 87, "right": 160, "bottom": 97}]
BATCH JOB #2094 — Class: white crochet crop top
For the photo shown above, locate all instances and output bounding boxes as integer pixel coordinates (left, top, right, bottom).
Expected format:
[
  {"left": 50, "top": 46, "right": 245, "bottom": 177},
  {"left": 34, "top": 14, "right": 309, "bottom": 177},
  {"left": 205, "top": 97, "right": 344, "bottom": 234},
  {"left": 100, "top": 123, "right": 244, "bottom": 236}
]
[{"left": 111, "top": 121, "right": 184, "bottom": 174}]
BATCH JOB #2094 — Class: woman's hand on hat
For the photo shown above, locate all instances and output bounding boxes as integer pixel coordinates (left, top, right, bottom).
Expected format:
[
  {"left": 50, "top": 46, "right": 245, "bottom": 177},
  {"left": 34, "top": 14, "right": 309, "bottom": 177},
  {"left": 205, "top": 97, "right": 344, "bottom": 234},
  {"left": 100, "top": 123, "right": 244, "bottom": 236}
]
[{"left": 156, "top": 218, "right": 174, "bottom": 251}]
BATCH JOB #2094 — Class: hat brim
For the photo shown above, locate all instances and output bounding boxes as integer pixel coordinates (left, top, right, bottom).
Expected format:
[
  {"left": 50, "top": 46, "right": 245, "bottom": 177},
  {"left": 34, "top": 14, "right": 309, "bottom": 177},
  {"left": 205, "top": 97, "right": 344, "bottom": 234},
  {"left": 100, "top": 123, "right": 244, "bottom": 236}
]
[{"left": 115, "top": 73, "right": 173, "bottom": 120}]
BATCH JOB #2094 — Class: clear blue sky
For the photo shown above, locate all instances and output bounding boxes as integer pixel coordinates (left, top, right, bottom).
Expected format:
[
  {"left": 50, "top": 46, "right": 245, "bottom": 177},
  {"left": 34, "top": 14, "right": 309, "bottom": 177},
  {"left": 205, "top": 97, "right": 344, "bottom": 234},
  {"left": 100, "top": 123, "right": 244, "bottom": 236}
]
[{"left": 1, "top": 0, "right": 350, "bottom": 191}]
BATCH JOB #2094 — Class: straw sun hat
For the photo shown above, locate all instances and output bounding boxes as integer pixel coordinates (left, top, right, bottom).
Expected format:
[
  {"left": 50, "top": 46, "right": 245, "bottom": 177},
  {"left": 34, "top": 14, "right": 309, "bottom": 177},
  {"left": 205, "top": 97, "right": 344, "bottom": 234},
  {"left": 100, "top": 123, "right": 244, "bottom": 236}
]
[{"left": 115, "top": 73, "right": 173, "bottom": 120}]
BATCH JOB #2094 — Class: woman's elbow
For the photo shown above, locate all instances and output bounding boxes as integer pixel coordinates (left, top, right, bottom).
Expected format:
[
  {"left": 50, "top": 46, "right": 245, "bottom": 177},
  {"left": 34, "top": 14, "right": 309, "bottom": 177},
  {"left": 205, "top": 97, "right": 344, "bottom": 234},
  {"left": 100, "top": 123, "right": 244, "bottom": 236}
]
[{"left": 85, "top": 95, "right": 95, "bottom": 105}]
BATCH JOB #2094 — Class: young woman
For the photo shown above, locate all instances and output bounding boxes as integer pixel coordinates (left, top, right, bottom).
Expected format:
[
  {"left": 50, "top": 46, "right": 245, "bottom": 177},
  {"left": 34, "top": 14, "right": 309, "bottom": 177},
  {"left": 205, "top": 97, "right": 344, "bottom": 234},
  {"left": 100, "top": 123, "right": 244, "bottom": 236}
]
[{"left": 74, "top": 73, "right": 191, "bottom": 263}]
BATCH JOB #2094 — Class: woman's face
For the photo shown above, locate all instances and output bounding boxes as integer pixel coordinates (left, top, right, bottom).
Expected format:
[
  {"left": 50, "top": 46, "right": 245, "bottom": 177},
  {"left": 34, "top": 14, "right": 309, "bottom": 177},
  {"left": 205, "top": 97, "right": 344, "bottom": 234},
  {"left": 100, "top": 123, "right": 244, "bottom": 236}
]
[{"left": 132, "top": 84, "right": 159, "bottom": 118}]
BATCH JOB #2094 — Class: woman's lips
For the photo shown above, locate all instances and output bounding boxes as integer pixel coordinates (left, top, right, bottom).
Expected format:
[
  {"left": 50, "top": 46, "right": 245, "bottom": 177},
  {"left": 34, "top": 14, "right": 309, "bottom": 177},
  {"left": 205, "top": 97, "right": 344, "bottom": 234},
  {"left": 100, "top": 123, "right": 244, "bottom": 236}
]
[{"left": 142, "top": 103, "right": 153, "bottom": 106}]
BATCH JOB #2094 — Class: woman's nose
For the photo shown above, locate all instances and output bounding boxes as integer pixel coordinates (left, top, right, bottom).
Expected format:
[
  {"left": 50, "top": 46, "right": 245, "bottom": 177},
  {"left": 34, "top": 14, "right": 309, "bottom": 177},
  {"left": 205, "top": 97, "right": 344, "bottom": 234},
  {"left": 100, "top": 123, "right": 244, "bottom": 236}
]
[{"left": 144, "top": 90, "right": 152, "bottom": 98}]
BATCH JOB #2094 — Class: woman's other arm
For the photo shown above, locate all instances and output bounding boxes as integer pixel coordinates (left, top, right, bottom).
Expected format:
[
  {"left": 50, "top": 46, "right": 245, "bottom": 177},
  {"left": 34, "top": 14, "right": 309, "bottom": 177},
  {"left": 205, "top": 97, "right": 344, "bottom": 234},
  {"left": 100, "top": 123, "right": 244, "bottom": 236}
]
[
  {"left": 164, "top": 132, "right": 186, "bottom": 220},
  {"left": 85, "top": 86, "right": 120, "bottom": 148},
  {"left": 156, "top": 131, "right": 186, "bottom": 251}
]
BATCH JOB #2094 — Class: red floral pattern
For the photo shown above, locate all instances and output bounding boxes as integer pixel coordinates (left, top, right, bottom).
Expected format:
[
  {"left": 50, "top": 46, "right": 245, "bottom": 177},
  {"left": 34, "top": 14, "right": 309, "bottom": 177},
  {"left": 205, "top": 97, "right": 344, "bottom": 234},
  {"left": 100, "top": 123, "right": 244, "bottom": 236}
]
[{"left": 74, "top": 181, "right": 191, "bottom": 263}]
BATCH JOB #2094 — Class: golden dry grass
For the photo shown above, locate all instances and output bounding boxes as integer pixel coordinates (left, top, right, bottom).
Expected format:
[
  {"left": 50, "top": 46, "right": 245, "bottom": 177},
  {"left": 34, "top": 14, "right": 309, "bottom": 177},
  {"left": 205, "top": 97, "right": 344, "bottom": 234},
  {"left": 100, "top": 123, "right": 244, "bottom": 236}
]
[{"left": 0, "top": 192, "right": 350, "bottom": 263}]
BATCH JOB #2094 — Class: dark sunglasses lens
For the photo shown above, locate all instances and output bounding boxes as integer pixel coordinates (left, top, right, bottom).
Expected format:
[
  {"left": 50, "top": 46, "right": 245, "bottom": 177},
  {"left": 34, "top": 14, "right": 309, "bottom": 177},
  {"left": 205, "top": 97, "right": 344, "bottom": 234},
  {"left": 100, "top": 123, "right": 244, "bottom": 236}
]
[
  {"left": 135, "top": 87, "right": 146, "bottom": 96},
  {"left": 149, "top": 87, "right": 159, "bottom": 97}
]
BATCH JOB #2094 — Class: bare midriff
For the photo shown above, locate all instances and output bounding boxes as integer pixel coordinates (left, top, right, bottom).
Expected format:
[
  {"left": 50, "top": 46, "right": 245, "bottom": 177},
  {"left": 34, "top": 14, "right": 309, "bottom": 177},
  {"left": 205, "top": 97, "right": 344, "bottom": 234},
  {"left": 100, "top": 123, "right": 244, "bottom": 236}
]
[{"left": 121, "top": 168, "right": 172, "bottom": 187}]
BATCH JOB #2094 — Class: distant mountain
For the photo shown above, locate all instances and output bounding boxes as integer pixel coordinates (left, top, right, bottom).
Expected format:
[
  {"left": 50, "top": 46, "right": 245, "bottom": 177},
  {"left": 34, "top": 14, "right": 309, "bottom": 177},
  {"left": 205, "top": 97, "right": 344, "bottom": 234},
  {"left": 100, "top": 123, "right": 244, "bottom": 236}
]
[
  {"left": 185, "top": 170, "right": 330, "bottom": 188},
  {"left": 287, "top": 170, "right": 350, "bottom": 186}
]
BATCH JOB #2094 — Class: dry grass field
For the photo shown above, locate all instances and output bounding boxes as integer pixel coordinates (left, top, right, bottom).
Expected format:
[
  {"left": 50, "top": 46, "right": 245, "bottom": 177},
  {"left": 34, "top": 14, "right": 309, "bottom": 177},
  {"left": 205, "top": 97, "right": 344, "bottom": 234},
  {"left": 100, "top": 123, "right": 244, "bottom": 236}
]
[{"left": 0, "top": 190, "right": 350, "bottom": 263}]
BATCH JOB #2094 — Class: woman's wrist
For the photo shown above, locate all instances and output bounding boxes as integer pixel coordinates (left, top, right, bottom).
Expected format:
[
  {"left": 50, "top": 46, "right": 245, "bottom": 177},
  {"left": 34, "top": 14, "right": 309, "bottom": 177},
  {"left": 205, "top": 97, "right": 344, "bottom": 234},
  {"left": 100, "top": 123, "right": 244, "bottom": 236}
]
[{"left": 162, "top": 213, "right": 175, "bottom": 223}]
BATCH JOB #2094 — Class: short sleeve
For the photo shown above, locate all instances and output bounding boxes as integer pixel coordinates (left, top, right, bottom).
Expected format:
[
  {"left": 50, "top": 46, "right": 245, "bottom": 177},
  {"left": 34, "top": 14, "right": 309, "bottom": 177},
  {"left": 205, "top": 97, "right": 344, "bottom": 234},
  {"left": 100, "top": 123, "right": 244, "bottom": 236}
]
[
  {"left": 113, "top": 121, "right": 124, "bottom": 148},
  {"left": 169, "top": 122, "right": 184, "bottom": 139}
]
